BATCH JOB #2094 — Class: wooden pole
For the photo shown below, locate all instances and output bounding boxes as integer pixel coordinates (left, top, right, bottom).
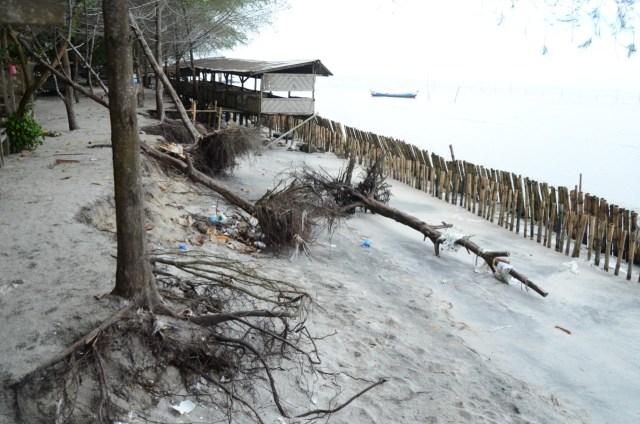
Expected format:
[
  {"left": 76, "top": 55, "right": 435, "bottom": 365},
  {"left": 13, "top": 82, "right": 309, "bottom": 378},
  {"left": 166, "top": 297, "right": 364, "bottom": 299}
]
[
  {"left": 627, "top": 230, "right": 637, "bottom": 281},
  {"left": 604, "top": 223, "right": 614, "bottom": 272},
  {"left": 614, "top": 230, "right": 627, "bottom": 276}
]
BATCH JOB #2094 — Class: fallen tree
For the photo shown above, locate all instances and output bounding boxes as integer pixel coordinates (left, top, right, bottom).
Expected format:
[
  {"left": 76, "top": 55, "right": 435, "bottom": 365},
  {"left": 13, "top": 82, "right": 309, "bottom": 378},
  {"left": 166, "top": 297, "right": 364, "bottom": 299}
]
[{"left": 297, "top": 158, "right": 549, "bottom": 297}]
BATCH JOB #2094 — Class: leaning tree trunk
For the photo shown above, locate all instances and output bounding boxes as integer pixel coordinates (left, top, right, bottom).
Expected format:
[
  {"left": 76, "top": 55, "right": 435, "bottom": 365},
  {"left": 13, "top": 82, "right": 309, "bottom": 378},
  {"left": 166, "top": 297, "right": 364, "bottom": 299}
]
[
  {"left": 104, "top": 0, "right": 158, "bottom": 306},
  {"left": 1, "top": 29, "right": 16, "bottom": 115},
  {"left": 129, "top": 12, "right": 200, "bottom": 142},
  {"left": 61, "top": 48, "right": 79, "bottom": 130},
  {"left": 154, "top": 0, "right": 165, "bottom": 121}
]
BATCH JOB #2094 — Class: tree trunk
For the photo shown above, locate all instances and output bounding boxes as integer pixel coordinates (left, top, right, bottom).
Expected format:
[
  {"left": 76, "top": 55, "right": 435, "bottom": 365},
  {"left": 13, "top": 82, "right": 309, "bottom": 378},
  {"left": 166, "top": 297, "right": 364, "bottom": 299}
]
[
  {"left": 129, "top": 12, "right": 201, "bottom": 142},
  {"left": 155, "top": 0, "right": 165, "bottom": 121},
  {"left": 9, "top": 30, "right": 71, "bottom": 117},
  {"left": 189, "top": 45, "right": 199, "bottom": 100},
  {"left": 61, "top": 47, "right": 79, "bottom": 130},
  {"left": 103, "top": 0, "right": 157, "bottom": 306},
  {"left": 7, "top": 30, "right": 32, "bottom": 117},
  {"left": 1, "top": 28, "right": 16, "bottom": 115}
]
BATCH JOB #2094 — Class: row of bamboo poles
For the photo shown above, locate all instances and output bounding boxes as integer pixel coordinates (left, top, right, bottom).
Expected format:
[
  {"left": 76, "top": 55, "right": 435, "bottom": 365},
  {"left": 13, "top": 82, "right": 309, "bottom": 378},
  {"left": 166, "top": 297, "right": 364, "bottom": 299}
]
[{"left": 265, "top": 114, "right": 640, "bottom": 283}]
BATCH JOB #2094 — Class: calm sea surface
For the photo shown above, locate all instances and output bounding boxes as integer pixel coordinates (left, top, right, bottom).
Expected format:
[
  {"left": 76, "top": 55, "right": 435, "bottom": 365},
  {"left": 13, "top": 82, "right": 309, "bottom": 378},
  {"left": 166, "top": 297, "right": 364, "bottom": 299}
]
[{"left": 313, "top": 75, "right": 640, "bottom": 212}]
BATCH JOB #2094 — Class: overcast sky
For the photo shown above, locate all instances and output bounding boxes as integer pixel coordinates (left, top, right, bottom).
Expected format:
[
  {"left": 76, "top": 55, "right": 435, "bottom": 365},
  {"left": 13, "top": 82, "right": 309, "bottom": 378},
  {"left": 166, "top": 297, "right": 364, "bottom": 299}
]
[{"left": 220, "top": 0, "right": 640, "bottom": 90}]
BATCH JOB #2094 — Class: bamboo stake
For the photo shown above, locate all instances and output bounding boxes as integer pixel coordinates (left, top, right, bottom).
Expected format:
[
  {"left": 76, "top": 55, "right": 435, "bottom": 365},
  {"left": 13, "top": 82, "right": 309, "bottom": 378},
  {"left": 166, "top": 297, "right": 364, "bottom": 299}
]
[
  {"left": 627, "top": 230, "right": 637, "bottom": 281},
  {"left": 572, "top": 214, "right": 588, "bottom": 258},
  {"left": 556, "top": 203, "right": 565, "bottom": 252},
  {"left": 565, "top": 212, "right": 575, "bottom": 256},
  {"left": 478, "top": 177, "right": 487, "bottom": 217},
  {"left": 587, "top": 215, "right": 597, "bottom": 261},
  {"left": 503, "top": 189, "right": 512, "bottom": 230},
  {"left": 614, "top": 230, "right": 627, "bottom": 276},
  {"left": 604, "top": 223, "right": 615, "bottom": 272},
  {"left": 490, "top": 183, "right": 498, "bottom": 223},
  {"left": 523, "top": 180, "right": 530, "bottom": 239},
  {"left": 548, "top": 203, "right": 556, "bottom": 249}
]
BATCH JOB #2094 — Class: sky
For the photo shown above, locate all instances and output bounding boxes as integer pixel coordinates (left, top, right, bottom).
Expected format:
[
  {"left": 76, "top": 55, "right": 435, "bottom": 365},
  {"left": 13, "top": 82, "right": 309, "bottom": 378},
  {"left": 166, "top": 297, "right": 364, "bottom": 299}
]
[{"left": 220, "top": 0, "right": 640, "bottom": 90}]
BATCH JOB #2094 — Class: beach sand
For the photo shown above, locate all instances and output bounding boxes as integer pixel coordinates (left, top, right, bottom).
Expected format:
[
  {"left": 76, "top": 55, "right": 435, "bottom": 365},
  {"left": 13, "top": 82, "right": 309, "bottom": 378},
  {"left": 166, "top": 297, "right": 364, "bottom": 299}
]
[{"left": 1, "top": 91, "right": 638, "bottom": 423}]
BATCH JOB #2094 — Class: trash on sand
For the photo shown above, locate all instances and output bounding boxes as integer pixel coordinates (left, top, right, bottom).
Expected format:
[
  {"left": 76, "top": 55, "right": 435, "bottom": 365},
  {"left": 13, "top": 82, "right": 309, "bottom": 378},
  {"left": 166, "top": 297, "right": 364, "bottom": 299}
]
[
  {"left": 170, "top": 399, "right": 196, "bottom": 415},
  {"left": 360, "top": 240, "right": 371, "bottom": 248},
  {"left": 210, "top": 212, "right": 227, "bottom": 223},
  {"left": 178, "top": 244, "right": 188, "bottom": 251},
  {"left": 152, "top": 319, "right": 166, "bottom": 335}
]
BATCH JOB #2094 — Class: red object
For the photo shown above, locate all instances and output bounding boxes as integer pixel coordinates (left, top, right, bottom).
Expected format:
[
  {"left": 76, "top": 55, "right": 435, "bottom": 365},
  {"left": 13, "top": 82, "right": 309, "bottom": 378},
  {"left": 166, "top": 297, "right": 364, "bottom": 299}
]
[{"left": 8, "top": 64, "right": 17, "bottom": 75}]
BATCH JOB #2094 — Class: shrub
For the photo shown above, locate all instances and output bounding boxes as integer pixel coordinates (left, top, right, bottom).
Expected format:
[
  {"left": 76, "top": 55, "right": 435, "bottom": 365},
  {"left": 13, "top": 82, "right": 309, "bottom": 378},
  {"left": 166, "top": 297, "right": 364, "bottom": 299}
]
[{"left": 5, "top": 110, "right": 44, "bottom": 153}]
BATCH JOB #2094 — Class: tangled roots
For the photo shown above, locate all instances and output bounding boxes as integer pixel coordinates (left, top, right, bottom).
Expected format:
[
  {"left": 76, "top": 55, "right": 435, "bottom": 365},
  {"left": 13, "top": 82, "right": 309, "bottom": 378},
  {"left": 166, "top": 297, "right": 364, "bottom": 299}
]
[
  {"left": 141, "top": 118, "right": 207, "bottom": 144},
  {"left": 192, "top": 126, "right": 261, "bottom": 176},
  {"left": 254, "top": 180, "right": 339, "bottom": 249}
]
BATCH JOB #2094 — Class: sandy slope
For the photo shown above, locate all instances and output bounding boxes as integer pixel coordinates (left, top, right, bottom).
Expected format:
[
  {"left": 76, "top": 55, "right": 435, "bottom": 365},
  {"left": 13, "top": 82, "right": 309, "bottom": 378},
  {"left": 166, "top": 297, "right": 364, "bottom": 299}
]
[{"left": 0, "top": 92, "right": 638, "bottom": 423}]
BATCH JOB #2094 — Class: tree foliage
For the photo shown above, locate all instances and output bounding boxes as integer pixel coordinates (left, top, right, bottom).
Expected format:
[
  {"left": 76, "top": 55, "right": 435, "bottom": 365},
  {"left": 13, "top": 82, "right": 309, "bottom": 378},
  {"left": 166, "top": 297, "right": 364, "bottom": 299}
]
[{"left": 500, "top": 0, "right": 638, "bottom": 56}]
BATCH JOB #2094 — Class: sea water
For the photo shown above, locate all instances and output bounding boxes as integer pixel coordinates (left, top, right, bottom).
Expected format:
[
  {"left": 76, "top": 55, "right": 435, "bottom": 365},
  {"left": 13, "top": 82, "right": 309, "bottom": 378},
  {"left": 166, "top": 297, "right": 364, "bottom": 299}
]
[{"left": 313, "top": 75, "right": 640, "bottom": 212}]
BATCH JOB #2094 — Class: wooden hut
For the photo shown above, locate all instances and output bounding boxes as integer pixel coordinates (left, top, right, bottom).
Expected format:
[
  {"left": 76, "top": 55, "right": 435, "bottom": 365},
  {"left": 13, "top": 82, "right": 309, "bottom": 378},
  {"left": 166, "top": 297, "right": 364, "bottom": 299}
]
[{"left": 170, "top": 57, "right": 333, "bottom": 121}]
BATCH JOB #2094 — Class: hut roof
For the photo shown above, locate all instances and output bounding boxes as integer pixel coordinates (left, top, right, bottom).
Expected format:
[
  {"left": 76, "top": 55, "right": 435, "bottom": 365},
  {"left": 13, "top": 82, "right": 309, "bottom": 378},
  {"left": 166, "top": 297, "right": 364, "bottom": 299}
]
[{"left": 182, "top": 57, "right": 333, "bottom": 77}]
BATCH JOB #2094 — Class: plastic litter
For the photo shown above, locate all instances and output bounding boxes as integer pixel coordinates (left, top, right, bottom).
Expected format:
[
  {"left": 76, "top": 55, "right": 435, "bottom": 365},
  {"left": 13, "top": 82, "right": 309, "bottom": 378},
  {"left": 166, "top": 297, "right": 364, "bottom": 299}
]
[
  {"left": 360, "top": 240, "right": 371, "bottom": 248},
  {"left": 170, "top": 400, "right": 196, "bottom": 415},
  {"left": 178, "top": 244, "right": 188, "bottom": 251},
  {"left": 494, "top": 261, "right": 514, "bottom": 284},
  {"left": 210, "top": 212, "right": 227, "bottom": 224},
  {"left": 152, "top": 319, "right": 166, "bottom": 335}
]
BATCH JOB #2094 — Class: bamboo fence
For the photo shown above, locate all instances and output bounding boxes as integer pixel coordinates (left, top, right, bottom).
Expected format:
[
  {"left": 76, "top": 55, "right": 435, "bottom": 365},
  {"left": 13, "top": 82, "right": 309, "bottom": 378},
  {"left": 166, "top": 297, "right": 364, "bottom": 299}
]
[{"left": 264, "top": 114, "right": 640, "bottom": 283}]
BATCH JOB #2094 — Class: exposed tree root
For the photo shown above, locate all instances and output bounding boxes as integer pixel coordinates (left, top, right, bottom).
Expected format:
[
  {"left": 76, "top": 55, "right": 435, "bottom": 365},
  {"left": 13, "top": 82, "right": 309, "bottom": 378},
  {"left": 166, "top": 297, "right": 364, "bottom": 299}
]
[
  {"left": 12, "top": 251, "right": 385, "bottom": 423},
  {"left": 191, "top": 126, "right": 262, "bottom": 175},
  {"left": 141, "top": 118, "right": 208, "bottom": 145}
]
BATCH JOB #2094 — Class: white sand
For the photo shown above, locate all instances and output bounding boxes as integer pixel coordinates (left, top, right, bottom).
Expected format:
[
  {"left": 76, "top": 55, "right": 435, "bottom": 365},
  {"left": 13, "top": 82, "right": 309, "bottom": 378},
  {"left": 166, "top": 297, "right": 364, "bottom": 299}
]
[{"left": 1, "top": 92, "right": 638, "bottom": 423}]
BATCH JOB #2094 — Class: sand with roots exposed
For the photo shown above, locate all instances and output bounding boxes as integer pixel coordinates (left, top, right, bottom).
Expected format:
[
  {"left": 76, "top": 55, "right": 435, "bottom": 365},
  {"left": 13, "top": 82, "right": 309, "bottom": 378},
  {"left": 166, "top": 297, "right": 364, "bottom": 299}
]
[{"left": 1, "top": 91, "right": 639, "bottom": 423}]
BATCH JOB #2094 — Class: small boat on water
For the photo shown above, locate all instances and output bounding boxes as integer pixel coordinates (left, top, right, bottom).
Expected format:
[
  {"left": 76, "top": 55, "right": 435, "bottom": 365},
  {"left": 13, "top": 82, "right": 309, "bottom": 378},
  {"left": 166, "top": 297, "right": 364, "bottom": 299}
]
[{"left": 370, "top": 90, "right": 418, "bottom": 99}]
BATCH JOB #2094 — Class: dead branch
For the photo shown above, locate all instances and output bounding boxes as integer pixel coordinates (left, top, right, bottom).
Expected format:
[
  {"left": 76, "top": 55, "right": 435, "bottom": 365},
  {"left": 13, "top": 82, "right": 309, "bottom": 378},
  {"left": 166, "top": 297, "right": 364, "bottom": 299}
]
[
  {"left": 295, "top": 378, "right": 388, "bottom": 418},
  {"left": 188, "top": 310, "right": 297, "bottom": 326}
]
